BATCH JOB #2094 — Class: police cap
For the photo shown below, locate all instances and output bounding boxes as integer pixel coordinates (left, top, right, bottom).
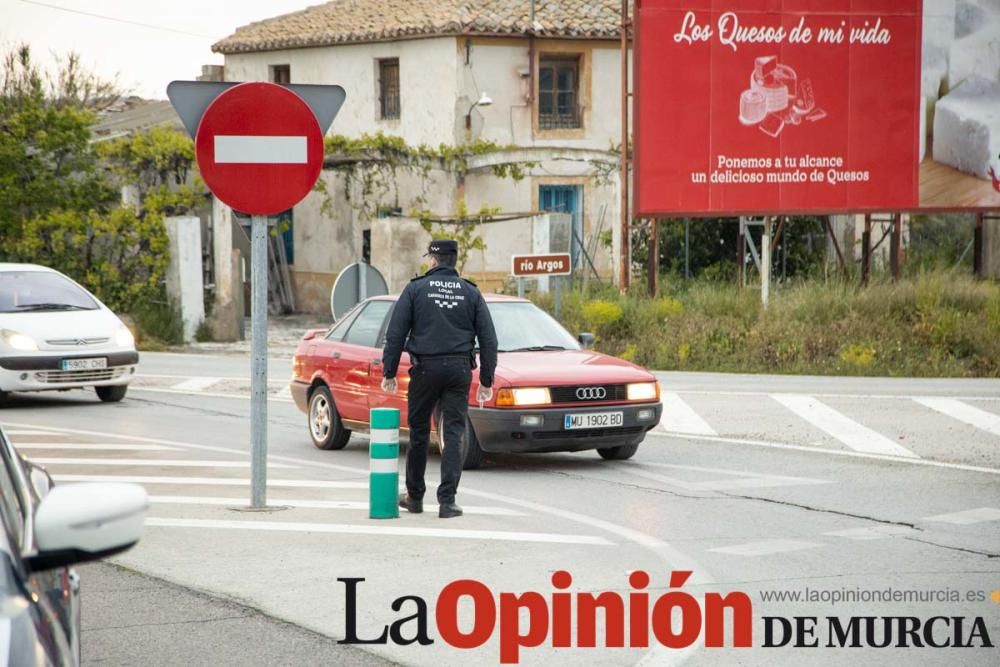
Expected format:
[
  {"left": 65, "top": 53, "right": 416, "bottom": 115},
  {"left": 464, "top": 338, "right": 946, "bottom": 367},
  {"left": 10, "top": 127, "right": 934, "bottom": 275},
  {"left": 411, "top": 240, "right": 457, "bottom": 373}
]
[{"left": 426, "top": 239, "right": 458, "bottom": 256}]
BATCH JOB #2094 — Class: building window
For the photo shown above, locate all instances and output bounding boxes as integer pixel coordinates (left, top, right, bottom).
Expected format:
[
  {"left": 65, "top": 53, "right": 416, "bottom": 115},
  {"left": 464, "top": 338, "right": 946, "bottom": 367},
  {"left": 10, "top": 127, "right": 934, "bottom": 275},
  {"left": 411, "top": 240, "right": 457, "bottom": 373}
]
[
  {"left": 378, "top": 58, "right": 400, "bottom": 120},
  {"left": 270, "top": 64, "right": 291, "bottom": 84},
  {"left": 538, "top": 56, "right": 581, "bottom": 129}
]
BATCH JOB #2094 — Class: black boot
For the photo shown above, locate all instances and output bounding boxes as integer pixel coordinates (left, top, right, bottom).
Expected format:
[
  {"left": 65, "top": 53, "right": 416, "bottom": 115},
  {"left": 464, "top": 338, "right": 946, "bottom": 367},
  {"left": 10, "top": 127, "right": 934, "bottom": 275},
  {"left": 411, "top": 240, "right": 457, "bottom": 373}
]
[
  {"left": 398, "top": 494, "right": 423, "bottom": 514},
  {"left": 438, "top": 502, "right": 463, "bottom": 518}
]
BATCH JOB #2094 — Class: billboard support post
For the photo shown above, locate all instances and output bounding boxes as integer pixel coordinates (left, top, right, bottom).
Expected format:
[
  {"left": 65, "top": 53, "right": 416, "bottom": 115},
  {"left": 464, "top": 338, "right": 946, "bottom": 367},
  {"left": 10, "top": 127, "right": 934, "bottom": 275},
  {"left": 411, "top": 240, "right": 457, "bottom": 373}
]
[
  {"left": 619, "top": 0, "right": 630, "bottom": 293},
  {"left": 890, "top": 215, "right": 903, "bottom": 280},
  {"left": 647, "top": 219, "right": 659, "bottom": 296},
  {"left": 761, "top": 218, "right": 771, "bottom": 309},
  {"left": 862, "top": 216, "right": 873, "bottom": 286},
  {"left": 737, "top": 219, "right": 746, "bottom": 288},
  {"left": 974, "top": 213, "right": 984, "bottom": 279}
]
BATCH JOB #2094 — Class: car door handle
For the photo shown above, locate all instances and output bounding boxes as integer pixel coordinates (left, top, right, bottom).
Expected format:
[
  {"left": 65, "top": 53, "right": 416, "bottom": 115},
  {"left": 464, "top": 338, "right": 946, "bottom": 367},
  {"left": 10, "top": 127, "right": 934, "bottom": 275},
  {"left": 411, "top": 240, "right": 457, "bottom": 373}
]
[
  {"left": 332, "top": 351, "right": 341, "bottom": 359},
  {"left": 371, "top": 359, "right": 381, "bottom": 366}
]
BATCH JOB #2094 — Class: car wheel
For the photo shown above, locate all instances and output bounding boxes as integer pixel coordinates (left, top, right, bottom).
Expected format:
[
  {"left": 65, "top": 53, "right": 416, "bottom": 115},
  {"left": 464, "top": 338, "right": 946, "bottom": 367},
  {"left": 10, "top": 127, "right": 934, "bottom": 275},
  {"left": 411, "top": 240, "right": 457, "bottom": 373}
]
[
  {"left": 434, "top": 407, "right": 484, "bottom": 470},
  {"left": 309, "top": 385, "right": 350, "bottom": 450},
  {"left": 96, "top": 385, "right": 128, "bottom": 403},
  {"left": 597, "top": 442, "right": 640, "bottom": 460}
]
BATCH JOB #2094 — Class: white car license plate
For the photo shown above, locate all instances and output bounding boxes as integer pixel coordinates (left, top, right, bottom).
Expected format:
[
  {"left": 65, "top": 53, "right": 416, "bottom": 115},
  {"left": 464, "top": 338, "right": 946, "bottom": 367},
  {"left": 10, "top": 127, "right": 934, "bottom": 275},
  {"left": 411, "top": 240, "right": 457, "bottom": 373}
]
[
  {"left": 564, "top": 411, "right": 624, "bottom": 430},
  {"left": 61, "top": 358, "right": 107, "bottom": 371}
]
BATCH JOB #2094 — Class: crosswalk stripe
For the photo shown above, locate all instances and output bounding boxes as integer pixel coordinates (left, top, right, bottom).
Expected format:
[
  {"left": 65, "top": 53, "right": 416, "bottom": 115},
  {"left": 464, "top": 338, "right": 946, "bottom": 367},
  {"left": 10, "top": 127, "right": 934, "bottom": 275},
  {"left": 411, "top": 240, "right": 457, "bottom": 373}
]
[
  {"left": 274, "top": 385, "right": 292, "bottom": 400},
  {"left": 30, "top": 458, "right": 296, "bottom": 469},
  {"left": 771, "top": 394, "right": 918, "bottom": 458},
  {"left": 912, "top": 397, "right": 1000, "bottom": 439},
  {"left": 922, "top": 507, "right": 1000, "bottom": 525},
  {"left": 170, "top": 377, "right": 222, "bottom": 392},
  {"left": 621, "top": 462, "right": 830, "bottom": 491},
  {"left": 146, "top": 495, "right": 526, "bottom": 516},
  {"left": 659, "top": 392, "right": 717, "bottom": 436},
  {"left": 823, "top": 525, "right": 919, "bottom": 540},
  {"left": 13, "top": 444, "right": 180, "bottom": 452},
  {"left": 53, "top": 474, "right": 364, "bottom": 488},
  {"left": 3, "top": 430, "right": 56, "bottom": 436},
  {"left": 708, "top": 539, "right": 824, "bottom": 556},
  {"left": 145, "top": 517, "right": 613, "bottom": 546}
]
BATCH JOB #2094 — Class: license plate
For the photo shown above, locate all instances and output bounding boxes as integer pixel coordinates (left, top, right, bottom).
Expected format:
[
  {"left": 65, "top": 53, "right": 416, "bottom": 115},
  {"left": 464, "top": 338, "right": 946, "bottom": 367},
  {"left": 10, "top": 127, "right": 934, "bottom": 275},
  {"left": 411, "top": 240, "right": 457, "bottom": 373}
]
[
  {"left": 61, "top": 358, "right": 107, "bottom": 371},
  {"left": 564, "top": 411, "right": 624, "bottom": 430}
]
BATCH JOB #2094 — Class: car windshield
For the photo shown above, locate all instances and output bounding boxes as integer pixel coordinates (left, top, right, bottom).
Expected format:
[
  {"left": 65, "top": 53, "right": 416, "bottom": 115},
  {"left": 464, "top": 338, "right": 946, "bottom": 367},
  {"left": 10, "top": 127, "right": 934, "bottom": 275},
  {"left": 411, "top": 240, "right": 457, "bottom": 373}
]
[
  {"left": 487, "top": 302, "right": 580, "bottom": 352},
  {"left": 0, "top": 271, "right": 99, "bottom": 313}
]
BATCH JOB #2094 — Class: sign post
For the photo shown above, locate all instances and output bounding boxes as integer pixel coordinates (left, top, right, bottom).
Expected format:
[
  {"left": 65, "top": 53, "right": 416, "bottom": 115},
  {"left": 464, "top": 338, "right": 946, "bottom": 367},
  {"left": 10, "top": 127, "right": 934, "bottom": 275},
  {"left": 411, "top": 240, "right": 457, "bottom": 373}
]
[{"left": 168, "top": 80, "right": 345, "bottom": 508}]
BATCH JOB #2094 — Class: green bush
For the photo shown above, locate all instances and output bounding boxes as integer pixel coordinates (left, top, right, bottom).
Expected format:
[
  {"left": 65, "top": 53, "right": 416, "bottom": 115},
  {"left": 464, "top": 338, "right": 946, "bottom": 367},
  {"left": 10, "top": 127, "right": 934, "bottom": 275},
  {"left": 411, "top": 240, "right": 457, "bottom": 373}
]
[{"left": 534, "top": 272, "right": 1000, "bottom": 377}]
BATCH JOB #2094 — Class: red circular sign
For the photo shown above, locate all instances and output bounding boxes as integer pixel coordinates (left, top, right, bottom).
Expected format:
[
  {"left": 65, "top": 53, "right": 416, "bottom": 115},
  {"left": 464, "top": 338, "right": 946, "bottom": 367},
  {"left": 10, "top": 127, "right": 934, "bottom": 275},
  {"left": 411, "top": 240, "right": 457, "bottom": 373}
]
[{"left": 195, "top": 82, "right": 323, "bottom": 215}]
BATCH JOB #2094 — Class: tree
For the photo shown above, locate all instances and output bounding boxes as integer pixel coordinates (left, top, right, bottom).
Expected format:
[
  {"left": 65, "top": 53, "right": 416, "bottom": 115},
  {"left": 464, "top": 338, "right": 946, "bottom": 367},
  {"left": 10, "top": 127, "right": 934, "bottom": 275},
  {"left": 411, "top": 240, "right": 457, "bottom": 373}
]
[{"left": 0, "top": 46, "right": 118, "bottom": 241}]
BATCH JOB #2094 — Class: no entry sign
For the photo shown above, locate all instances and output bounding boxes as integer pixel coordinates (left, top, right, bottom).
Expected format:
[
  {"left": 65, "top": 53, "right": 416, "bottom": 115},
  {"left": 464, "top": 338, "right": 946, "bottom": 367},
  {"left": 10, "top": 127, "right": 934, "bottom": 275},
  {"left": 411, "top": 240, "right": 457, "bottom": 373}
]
[{"left": 194, "top": 82, "right": 324, "bottom": 215}]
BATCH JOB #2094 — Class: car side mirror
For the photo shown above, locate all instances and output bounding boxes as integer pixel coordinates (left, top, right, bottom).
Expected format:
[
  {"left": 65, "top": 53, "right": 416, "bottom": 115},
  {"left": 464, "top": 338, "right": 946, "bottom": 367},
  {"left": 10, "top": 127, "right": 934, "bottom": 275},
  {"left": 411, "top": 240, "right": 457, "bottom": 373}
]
[
  {"left": 25, "top": 483, "right": 147, "bottom": 572},
  {"left": 302, "top": 328, "right": 327, "bottom": 342},
  {"left": 25, "top": 461, "right": 53, "bottom": 500},
  {"left": 577, "top": 332, "right": 595, "bottom": 350}
]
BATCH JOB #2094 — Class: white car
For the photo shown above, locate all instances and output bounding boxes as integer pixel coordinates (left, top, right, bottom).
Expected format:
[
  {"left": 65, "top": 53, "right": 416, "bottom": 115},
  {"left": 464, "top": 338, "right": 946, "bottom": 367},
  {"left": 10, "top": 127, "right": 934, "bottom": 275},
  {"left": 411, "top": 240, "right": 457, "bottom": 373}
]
[{"left": 0, "top": 263, "right": 138, "bottom": 402}]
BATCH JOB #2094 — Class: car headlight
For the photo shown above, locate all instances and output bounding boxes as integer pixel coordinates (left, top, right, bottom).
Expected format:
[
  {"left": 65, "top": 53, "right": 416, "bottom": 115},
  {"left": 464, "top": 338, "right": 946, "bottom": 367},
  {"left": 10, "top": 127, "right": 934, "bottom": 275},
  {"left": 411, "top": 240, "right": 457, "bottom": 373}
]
[
  {"left": 114, "top": 325, "right": 135, "bottom": 347},
  {"left": 496, "top": 387, "right": 552, "bottom": 406},
  {"left": 627, "top": 382, "right": 659, "bottom": 401},
  {"left": 1, "top": 329, "right": 37, "bottom": 351}
]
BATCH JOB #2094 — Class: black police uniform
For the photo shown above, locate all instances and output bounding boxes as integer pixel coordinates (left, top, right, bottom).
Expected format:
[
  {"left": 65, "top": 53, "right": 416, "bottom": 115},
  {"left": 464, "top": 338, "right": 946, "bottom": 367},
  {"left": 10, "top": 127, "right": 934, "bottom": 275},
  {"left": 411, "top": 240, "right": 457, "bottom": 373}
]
[{"left": 381, "top": 243, "right": 498, "bottom": 507}]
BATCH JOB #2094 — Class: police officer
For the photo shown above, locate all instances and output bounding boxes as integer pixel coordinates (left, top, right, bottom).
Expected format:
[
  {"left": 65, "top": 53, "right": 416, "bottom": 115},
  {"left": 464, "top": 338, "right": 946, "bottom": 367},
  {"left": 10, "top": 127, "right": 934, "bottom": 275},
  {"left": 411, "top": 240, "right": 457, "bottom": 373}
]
[{"left": 381, "top": 239, "right": 498, "bottom": 518}]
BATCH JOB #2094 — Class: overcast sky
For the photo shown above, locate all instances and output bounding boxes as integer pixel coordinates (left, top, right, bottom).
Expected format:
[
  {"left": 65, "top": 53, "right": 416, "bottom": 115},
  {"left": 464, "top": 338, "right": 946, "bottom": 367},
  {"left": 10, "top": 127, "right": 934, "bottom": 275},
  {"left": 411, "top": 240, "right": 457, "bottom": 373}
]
[{"left": 2, "top": 0, "right": 316, "bottom": 98}]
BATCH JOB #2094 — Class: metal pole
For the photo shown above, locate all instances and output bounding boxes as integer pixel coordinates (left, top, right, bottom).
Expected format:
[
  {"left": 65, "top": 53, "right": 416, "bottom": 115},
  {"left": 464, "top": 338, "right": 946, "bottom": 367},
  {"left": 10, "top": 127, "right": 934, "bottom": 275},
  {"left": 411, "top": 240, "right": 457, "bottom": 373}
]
[
  {"left": 684, "top": 219, "right": 690, "bottom": 279},
  {"left": 517, "top": 277, "right": 525, "bottom": 298},
  {"left": 737, "top": 218, "right": 746, "bottom": 288},
  {"left": 359, "top": 262, "right": 367, "bottom": 303},
  {"left": 761, "top": 217, "right": 771, "bottom": 309},
  {"left": 647, "top": 219, "right": 659, "bottom": 296},
  {"left": 862, "top": 215, "right": 872, "bottom": 286},
  {"left": 250, "top": 214, "right": 269, "bottom": 508},
  {"left": 619, "top": 0, "right": 630, "bottom": 292},
  {"left": 554, "top": 277, "right": 563, "bottom": 319},
  {"left": 974, "top": 213, "right": 984, "bottom": 279}
]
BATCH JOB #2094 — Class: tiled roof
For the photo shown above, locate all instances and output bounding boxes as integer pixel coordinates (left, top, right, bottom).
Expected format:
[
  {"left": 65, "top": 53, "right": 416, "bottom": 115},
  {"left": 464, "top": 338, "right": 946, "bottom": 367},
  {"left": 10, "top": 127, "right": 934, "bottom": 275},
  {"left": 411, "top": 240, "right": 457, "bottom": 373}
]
[{"left": 213, "top": 1, "right": 623, "bottom": 54}]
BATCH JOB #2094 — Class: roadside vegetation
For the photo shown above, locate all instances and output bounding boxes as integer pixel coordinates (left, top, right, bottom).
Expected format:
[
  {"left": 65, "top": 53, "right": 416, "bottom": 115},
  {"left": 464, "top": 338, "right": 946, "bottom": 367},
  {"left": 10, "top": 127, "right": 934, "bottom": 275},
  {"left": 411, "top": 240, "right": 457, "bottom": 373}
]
[
  {"left": 534, "top": 272, "right": 1000, "bottom": 377},
  {"left": 0, "top": 46, "right": 199, "bottom": 348}
]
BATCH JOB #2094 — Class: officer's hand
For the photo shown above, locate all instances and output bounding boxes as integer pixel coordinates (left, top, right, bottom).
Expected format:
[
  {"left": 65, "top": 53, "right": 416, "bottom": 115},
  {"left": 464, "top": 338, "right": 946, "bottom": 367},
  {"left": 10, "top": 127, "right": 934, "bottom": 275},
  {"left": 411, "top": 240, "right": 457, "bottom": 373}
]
[
  {"left": 381, "top": 377, "right": 397, "bottom": 393},
  {"left": 476, "top": 385, "right": 493, "bottom": 404}
]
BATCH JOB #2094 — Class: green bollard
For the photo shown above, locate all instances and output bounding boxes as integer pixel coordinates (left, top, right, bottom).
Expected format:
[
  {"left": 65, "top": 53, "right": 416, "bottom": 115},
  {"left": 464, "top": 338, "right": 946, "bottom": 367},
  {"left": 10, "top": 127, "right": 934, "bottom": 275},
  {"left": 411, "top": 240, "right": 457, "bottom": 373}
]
[{"left": 369, "top": 408, "right": 400, "bottom": 519}]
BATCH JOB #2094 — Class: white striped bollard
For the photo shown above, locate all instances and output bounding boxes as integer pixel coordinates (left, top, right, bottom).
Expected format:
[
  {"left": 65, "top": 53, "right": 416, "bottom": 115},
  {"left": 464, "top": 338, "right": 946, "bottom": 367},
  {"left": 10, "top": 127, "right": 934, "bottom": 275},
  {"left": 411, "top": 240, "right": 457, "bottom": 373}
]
[{"left": 369, "top": 408, "right": 400, "bottom": 519}]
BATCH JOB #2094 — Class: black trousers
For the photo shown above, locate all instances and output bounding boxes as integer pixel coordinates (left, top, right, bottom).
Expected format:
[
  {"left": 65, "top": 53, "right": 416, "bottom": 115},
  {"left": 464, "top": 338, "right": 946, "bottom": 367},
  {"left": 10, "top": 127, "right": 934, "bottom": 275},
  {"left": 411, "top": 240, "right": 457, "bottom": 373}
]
[{"left": 406, "top": 356, "right": 472, "bottom": 504}]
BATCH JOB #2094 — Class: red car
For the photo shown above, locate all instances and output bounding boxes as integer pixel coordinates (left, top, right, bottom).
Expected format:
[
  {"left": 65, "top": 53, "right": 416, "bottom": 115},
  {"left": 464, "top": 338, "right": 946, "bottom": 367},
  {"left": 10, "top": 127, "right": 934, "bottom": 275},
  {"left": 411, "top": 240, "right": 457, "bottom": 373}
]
[{"left": 289, "top": 294, "right": 663, "bottom": 469}]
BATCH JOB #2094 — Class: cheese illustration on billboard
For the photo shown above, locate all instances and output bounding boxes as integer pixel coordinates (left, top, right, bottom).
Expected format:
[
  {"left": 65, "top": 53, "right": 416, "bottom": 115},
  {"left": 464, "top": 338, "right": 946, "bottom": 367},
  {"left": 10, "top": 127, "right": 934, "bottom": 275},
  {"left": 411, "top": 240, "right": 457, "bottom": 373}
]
[{"left": 739, "top": 56, "right": 824, "bottom": 138}]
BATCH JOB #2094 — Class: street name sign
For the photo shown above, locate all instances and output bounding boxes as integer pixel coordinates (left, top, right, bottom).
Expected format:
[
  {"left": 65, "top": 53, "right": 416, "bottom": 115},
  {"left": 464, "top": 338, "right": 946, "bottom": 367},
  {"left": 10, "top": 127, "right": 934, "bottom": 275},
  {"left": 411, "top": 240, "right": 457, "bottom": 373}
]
[{"left": 512, "top": 253, "right": 572, "bottom": 277}]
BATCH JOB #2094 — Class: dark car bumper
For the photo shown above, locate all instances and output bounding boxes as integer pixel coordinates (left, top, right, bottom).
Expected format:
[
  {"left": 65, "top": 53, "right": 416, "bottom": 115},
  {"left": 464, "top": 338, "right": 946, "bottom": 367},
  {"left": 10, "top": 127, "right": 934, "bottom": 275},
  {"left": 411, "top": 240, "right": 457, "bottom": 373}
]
[
  {"left": 290, "top": 380, "right": 310, "bottom": 413},
  {"left": 468, "top": 402, "right": 662, "bottom": 453}
]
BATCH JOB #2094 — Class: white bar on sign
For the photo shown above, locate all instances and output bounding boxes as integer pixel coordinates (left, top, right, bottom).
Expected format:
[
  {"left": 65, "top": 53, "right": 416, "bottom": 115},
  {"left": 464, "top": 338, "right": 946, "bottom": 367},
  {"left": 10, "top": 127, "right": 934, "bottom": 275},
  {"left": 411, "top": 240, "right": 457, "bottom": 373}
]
[{"left": 214, "top": 135, "right": 307, "bottom": 164}]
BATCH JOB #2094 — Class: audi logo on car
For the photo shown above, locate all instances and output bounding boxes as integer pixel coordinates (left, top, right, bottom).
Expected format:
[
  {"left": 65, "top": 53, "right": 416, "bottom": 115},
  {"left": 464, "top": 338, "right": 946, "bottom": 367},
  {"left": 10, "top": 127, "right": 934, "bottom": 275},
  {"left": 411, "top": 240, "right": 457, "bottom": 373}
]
[{"left": 575, "top": 386, "right": 607, "bottom": 400}]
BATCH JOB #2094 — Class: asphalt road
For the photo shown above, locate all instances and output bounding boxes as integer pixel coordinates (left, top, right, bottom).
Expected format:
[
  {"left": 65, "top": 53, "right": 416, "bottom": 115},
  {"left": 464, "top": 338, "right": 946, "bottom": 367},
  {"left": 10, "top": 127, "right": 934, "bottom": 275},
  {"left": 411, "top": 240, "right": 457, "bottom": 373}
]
[{"left": 2, "top": 351, "right": 999, "bottom": 666}]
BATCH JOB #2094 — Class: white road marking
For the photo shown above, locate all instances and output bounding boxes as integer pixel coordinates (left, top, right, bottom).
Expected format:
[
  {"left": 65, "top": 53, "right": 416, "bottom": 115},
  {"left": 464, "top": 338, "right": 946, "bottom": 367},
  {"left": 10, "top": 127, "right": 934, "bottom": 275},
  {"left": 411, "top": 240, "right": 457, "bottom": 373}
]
[
  {"left": 53, "top": 474, "right": 365, "bottom": 488},
  {"left": 823, "top": 525, "right": 920, "bottom": 540},
  {"left": 146, "top": 495, "right": 526, "bottom": 516},
  {"left": 30, "top": 458, "right": 295, "bottom": 469},
  {"left": 628, "top": 462, "right": 830, "bottom": 491},
  {"left": 8, "top": 420, "right": 711, "bottom": 667},
  {"left": 922, "top": 507, "right": 1000, "bottom": 525},
  {"left": 214, "top": 135, "right": 307, "bottom": 164},
  {"left": 643, "top": 430, "right": 1000, "bottom": 476},
  {"left": 170, "top": 377, "right": 222, "bottom": 392},
  {"left": 913, "top": 397, "right": 1000, "bottom": 439},
  {"left": 771, "top": 393, "right": 918, "bottom": 458},
  {"left": 13, "top": 443, "right": 179, "bottom": 452},
  {"left": 274, "top": 385, "right": 292, "bottom": 400},
  {"left": 708, "top": 539, "right": 825, "bottom": 556},
  {"left": 128, "top": 386, "right": 294, "bottom": 403},
  {"left": 3, "top": 430, "right": 56, "bottom": 436},
  {"left": 659, "top": 392, "right": 717, "bottom": 436},
  {"left": 146, "top": 517, "right": 613, "bottom": 546},
  {"left": 139, "top": 373, "right": 287, "bottom": 385}
]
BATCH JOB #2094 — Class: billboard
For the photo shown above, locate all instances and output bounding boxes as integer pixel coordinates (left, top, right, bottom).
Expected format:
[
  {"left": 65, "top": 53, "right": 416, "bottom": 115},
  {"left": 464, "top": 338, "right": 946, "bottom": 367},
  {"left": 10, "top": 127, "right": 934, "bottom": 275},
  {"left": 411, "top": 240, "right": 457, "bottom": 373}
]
[{"left": 634, "top": 0, "right": 1000, "bottom": 216}]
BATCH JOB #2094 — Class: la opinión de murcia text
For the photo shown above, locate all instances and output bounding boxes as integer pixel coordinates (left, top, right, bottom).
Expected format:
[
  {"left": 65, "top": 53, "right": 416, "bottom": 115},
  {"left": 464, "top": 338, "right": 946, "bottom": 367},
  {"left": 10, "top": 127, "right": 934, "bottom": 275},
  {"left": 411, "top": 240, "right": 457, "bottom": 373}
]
[
  {"left": 673, "top": 12, "right": 894, "bottom": 52},
  {"left": 691, "top": 155, "right": 869, "bottom": 186}
]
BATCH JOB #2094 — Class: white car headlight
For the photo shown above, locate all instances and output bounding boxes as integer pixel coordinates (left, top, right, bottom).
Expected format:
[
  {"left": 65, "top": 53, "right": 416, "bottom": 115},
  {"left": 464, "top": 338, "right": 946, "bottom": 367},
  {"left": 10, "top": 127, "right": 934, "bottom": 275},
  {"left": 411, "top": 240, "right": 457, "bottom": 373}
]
[
  {"left": 511, "top": 387, "right": 552, "bottom": 406},
  {"left": 114, "top": 325, "right": 135, "bottom": 348},
  {"left": 627, "top": 382, "right": 659, "bottom": 401},
  {"left": 1, "top": 329, "right": 38, "bottom": 351}
]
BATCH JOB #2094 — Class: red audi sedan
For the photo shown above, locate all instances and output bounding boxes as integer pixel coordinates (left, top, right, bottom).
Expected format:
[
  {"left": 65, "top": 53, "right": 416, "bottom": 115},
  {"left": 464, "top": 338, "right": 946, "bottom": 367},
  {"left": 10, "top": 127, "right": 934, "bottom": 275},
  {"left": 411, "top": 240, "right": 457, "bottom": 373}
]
[{"left": 289, "top": 294, "right": 662, "bottom": 469}]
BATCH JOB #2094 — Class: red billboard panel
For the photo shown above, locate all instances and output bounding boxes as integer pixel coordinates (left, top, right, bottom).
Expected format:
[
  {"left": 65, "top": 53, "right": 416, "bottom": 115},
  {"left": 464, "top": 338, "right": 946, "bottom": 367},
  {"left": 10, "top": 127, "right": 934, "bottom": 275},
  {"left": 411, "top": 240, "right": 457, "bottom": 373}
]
[{"left": 635, "top": 0, "right": 1000, "bottom": 216}]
